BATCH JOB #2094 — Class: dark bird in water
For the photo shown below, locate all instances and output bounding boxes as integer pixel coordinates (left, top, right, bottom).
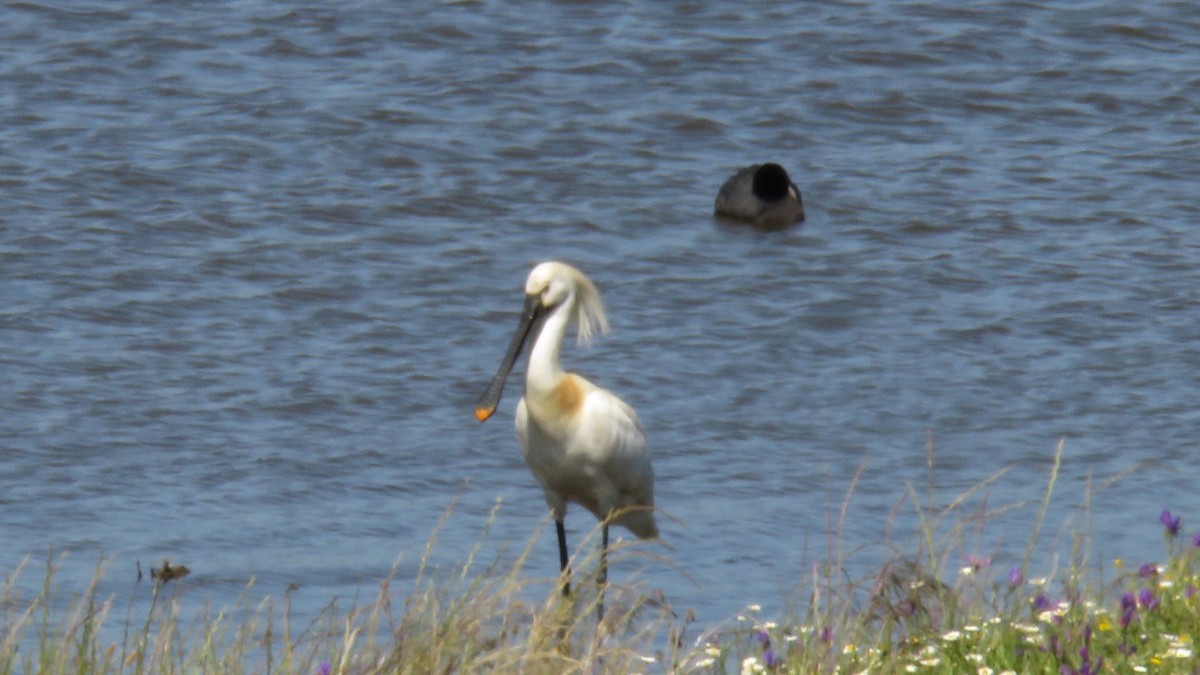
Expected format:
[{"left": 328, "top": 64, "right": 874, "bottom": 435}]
[{"left": 714, "top": 163, "right": 805, "bottom": 229}]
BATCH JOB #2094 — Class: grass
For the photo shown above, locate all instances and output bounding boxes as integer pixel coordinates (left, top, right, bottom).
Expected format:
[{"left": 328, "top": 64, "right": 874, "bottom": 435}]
[{"left": 3, "top": 438, "right": 1199, "bottom": 673}]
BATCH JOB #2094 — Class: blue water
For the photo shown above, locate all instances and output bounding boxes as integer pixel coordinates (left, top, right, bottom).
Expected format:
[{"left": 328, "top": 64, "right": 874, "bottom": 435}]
[{"left": 2, "top": 0, "right": 1199, "bottom": 635}]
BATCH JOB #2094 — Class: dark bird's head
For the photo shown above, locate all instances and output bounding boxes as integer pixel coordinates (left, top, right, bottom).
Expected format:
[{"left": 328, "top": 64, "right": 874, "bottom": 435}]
[{"left": 752, "top": 163, "right": 798, "bottom": 203}]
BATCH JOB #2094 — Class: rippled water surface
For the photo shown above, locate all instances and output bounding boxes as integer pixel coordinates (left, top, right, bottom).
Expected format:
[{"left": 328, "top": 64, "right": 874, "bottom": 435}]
[{"left": 3, "top": 0, "right": 1199, "bottom": 628}]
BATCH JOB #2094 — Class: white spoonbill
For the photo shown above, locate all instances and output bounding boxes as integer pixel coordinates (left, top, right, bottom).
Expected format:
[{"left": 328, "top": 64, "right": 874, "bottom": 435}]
[{"left": 475, "top": 261, "right": 657, "bottom": 606}]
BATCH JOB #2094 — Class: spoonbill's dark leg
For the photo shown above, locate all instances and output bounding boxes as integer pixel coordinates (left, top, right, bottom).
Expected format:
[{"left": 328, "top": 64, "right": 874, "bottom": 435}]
[
  {"left": 556, "top": 519, "right": 571, "bottom": 596},
  {"left": 597, "top": 522, "right": 609, "bottom": 621}
]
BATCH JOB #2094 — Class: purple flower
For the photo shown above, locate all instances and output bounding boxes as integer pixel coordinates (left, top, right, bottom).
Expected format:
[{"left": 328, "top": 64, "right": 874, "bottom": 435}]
[
  {"left": 1192, "top": 532, "right": 1200, "bottom": 548},
  {"left": 317, "top": 662, "right": 332, "bottom": 675},
  {"left": 1119, "top": 592, "right": 1137, "bottom": 628},
  {"left": 1160, "top": 509, "right": 1181, "bottom": 538},
  {"left": 1009, "top": 566, "right": 1023, "bottom": 587},
  {"left": 1034, "top": 594, "right": 1052, "bottom": 611},
  {"left": 1063, "top": 649, "right": 1103, "bottom": 675},
  {"left": 756, "top": 630, "right": 782, "bottom": 668},
  {"left": 1138, "top": 562, "right": 1158, "bottom": 578},
  {"left": 819, "top": 626, "right": 833, "bottom": 643},
  {"left": 1137, "top": 587, "right": 1158, "bottom": 611}
]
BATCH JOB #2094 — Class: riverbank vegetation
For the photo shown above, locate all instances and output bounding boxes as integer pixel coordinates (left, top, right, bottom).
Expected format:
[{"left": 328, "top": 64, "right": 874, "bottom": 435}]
[{"left": 3, "top": 440, "right": 1197, "bottom": 673}]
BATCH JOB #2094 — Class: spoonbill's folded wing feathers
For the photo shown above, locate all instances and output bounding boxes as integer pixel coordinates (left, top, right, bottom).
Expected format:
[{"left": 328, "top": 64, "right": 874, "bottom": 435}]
[{"left": 578, "top": 387, "right": 657, "bottom": 538}]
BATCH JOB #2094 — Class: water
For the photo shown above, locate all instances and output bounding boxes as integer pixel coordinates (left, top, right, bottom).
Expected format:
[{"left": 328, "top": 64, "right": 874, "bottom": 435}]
[{"left": 2, "top": 0, "right": 1198, "bottom": 633}]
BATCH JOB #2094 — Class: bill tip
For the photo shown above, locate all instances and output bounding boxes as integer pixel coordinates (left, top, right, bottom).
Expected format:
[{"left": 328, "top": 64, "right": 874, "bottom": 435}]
[{"left": 474, "top": 407, "right": 494, "bottom": 422}]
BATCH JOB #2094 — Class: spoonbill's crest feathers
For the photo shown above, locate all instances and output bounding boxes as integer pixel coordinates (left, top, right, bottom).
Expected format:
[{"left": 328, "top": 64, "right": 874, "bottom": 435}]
[{"left": 526, "top": 261, "right": 610, "bottom": 347}]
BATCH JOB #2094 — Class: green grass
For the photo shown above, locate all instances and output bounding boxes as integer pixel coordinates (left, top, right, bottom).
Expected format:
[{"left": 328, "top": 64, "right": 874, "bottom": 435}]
[{"left": 4, "top": 439, "right": 1199, "bottom": 673}]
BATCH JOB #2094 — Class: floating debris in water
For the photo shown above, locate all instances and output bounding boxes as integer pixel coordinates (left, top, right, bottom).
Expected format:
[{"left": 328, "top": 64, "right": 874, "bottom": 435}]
[{"left": 148, "top": 559, "right": 190, "bottom": 584}]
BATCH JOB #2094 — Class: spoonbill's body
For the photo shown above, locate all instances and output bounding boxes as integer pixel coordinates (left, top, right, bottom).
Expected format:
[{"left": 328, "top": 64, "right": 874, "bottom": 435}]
[
  {"left": 714, "top": 162, "right": 806, "bottom": 229},
  {"left": 476, "top": 261, "right": 657, "bottom": 606}
]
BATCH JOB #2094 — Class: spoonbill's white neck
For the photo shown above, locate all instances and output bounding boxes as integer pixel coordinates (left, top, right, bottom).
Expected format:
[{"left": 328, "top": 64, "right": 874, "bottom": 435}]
[{"left": 525, "top": 298, "right": 573, "bottom": 394}]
